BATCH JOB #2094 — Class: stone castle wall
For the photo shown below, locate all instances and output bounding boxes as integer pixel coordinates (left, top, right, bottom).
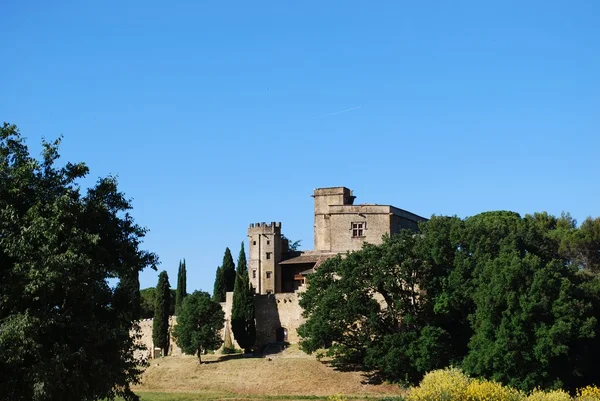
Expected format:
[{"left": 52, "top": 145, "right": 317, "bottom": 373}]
[{"left": 254, "top": 292, "right": 305, "bottom": 345}]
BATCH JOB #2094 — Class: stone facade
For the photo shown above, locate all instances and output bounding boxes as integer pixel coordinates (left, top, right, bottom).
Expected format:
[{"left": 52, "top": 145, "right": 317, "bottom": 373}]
[{"left": 245, "top": 186, "right": 427, "bottom": 348}]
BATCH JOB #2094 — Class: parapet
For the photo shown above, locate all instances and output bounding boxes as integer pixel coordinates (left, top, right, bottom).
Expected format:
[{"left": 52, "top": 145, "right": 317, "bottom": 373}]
[{"left": 248, "top": 221, "right": 282, "bottom": 234}]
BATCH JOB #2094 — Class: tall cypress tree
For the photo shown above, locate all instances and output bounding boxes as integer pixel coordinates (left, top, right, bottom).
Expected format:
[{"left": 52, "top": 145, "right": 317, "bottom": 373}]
[
  {"left": 153, "top": 270, "right": 171, "bottom": 356},
  {"left": 175, "top": 259, "right": 187, "bottom": 315},
  {"left": 231, "top": 242, "right": 256, "bottom": 353},
  {"left": 213, "top": 266, "right": 226, "bottom": 302},
  {"left": 222, "top": 247, "right": 236, "bottom": 292}
]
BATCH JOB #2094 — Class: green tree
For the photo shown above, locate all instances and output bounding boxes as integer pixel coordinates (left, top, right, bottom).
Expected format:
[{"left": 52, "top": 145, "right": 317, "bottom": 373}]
[
  {"left": 222, "top": 247, "right": 236, "bottom": 292},
  {"left": 153, "top": 271, "right": 171, "bottom": 356},
  {"left": 231, "top": 242, "right": 256, "bottom": 352},
  {"left": 213, "top": 266, "right": 226, "bottom": 302},
  {"left": 175, "top": 259, "right": 187, "bottom": 315},
  {"left": 140, "top": 287, "right": 156, "bottom": 319},
  {"left": 172, "top": 291, "right": 225, "bottom": 364},
  {"left": 0, "top": 123, "right": 158, "bottom": 401}
]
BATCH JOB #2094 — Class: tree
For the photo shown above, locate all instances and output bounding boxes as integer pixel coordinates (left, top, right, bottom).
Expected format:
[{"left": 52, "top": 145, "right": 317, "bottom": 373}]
[
  {"left": 140, "top": 287, "right": 176, "bottom": 319},
  {"left": 172, "top": 291, "right": 225, "bottom": 364},
  {"left": 175, "top": 259, "right": 187, "bottom": 315},
  {"left": 153, "top": 271, "right": 171, "bottom": 356},
  {"left": 231, "top": 242, "right": 256, "bottom": 352},
  {"left": 222, "top": 247, "right": 236, "bottom": 292},
  {"left": 213, "top": 266, "right": 226, "bottom": 302},
  {"left": 0, "top": 123, "right": 158, "bottom": 401}
]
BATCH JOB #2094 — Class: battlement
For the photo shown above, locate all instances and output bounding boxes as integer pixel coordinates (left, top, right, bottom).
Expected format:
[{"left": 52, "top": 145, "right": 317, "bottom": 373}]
[{"left": 248, "top": 221, "right": 282, "bottom": 234}]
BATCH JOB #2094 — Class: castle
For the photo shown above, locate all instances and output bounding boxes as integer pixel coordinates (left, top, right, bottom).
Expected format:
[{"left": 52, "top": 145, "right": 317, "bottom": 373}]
[{"left": 247, "top": 186, "right": 427, "bottom": 345}]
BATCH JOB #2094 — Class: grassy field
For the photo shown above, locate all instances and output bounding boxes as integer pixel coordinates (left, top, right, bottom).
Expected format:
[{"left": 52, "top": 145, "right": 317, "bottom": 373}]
[{"left": 130, "top": 346, "right": 405, "bottom": 401}]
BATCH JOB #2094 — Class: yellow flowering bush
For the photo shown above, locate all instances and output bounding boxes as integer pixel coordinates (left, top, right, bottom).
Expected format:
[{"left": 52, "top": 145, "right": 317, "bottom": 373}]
[
  {"left": 464, "top": 378, "right": 524, "bottom": 401},
  {"left": 406, "top": 367, "right": 470, "bottom": 401},
  {"left": 327, "top": 395, "right": 348, "bottom": 401},
  {"left": 526, "top": 389, "right": 571, "bottom": 401},
  {"left": 577, "top": 386, "right": 600, "bottom": 401}
]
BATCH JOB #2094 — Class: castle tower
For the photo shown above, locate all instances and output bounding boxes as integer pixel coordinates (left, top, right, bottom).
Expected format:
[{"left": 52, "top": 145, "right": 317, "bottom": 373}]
[
  {"left": 248, "top": 222, "right": 286, "bottom": 294},
  {"left": 312, "top": 187, "right": 355, "bottom": 252}
]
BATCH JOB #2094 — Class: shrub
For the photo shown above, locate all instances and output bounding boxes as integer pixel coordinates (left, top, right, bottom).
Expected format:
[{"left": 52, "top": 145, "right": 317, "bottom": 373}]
[
  {"left": 527, "top": 389, "right": 571, "bottom": 401},
  {"left": 406, "top": 367, "right": 470, "bottom": 401},
  {"left": 465, "top": 379, "right": 524, "bottom": 401},
  {"left": 577, "top": 386, "right": 600, "bottom": 401},
  {"left": 327, "top": 395, "right": 347, "bottom": 401},
  {"left": 221, "top": 346, "right": 242, "bottom": 355}
]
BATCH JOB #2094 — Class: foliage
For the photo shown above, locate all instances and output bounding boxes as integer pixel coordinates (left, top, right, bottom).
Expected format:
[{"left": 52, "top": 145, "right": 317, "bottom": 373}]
[
  {"left": 231, "top": 242, "right": 256, "bottom": 352},
  {"left": 175, "top": 259, "right": 187, "bottom": 315},
  {"left": 221, "top": 346, "right": 243, "bottom": 355},
  {"left": 406, "top": 367, "right": 470, "bottom": 401},
  {"left": 327, "top": 395, "right": 348, "bottom": 401},
  {"left": 222, "top": 247, "right": 236, "bottom": 292},
  {"left": 140, "top": 287, "right": 175, "bottom": 319},
  {"left": 299, "top": 211, "right": 600, "bottom": 391},
  {"left": 153, "top": 271, "right": 171, "bottom": 356},
  {"left": 576, "top": 386, "right": 600, "bottom": 401},
  {"left": 213, "top": 266, "right": 226, "bottom": 302},
  {"left": 171, "top": 291, "right": 224, "bottom": 363},
  {"left": 527, "top": 389, "right": 572, "bottom": 401},
  {"left": 0, "top": 123, "right": 158, "bottom": 401}
]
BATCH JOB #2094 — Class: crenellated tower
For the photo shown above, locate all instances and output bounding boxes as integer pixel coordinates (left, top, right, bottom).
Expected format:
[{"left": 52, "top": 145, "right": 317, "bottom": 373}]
[{"left": 247, "top": 222, "right": 288, "bottom": 294}]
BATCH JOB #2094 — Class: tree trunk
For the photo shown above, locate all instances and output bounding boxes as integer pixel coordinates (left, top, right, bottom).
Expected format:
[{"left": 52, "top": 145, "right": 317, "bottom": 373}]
[{"left": 197, "top": 347, "right": 202, "bottom": 364}]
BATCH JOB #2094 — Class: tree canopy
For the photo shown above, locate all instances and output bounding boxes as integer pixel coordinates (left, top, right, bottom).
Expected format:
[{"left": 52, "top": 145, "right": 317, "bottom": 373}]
[
  {"left": 222, "top": 247, "right": 236, "bottom": 292},
  {"left": 172, "top": 291, "right": 225, "bottom": 363},
  {"left": 231, "top": 242, "right": 256, "bottom": 352},
  {"left": 299, "top": 212, "right": 600, "bottom": 391},
  {"left": 0, "top": 123, "right": 158, "bottom": 401},
  {"left": 153, "top": 271, "right": 171, "bottom": 356},
  {"left": 213, "top": 265, "right": 226, "bottom": 302},
  {"left": 175, "top": 259, "right": 187, "bottom": 315}
]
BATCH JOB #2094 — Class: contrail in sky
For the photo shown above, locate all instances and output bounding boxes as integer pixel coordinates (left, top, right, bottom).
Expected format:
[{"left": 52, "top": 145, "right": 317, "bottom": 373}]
[{"left": 320, "top": 105, "right": 362, "bottom": 118}]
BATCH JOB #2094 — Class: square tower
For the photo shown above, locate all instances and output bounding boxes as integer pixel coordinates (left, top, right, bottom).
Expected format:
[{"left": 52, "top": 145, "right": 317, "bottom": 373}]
[{"left": 247, "top": 222, "right": 287, "bottom": 294}]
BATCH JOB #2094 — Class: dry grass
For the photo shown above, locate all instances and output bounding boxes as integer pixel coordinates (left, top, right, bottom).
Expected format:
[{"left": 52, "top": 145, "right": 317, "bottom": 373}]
[{"left": 133, "top": 345, "right": 404, "bottom": 400}]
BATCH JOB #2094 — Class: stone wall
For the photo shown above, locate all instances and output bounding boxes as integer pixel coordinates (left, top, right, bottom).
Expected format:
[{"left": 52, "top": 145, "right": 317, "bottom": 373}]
[{"left": 254, "top": 292, "right": 305, "bottom": 345}]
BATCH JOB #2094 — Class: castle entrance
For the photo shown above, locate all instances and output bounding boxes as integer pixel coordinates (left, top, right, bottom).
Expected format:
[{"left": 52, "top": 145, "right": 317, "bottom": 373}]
[{"left": 275, "top": 327, "right": 288, "bottom": 342}]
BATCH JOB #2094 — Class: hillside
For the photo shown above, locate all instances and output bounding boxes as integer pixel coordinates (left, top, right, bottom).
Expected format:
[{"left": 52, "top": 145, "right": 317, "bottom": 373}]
[{"left": 133, "top": 346, "right": 405, "bottom": 399}]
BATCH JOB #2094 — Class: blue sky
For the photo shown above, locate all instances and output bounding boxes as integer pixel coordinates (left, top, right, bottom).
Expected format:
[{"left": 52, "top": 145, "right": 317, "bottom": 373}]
[{"left": 2, "top": 1, "right": 598, "bottom": 293}]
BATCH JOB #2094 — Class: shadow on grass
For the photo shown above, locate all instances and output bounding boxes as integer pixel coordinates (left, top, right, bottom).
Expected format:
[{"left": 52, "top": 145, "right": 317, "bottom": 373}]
[{"left": 325, "top": 360, "right": 385, "bottom": 385}]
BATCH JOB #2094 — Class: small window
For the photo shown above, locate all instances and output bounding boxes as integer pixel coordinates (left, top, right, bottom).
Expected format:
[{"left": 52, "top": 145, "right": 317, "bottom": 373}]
[
  {"left": 351, "top": 222, "right": 365, "bottom": 237},
  {"left": 266, "top": 271, "right": 272, "bottom": 279},
  {"left": 253, "top": 241, "right": 256, "bottom": 245},
  {"left": 252, "top": 269, "right": 257, "bottom": 279},
  {"left": 267, "top": 240, "right": 271, "bottom": 245},
  {"left": 266, "top": 252, "right": 272, "bottom": 259}
]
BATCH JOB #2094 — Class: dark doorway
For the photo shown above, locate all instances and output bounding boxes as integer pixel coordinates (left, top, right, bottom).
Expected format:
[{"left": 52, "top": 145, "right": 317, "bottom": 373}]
[{"left": 275, "top": 327, "right": 288, "bottom": 342}]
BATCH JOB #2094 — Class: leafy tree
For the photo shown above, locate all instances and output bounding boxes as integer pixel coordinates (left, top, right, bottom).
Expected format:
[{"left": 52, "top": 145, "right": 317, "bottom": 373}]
[
  {"left": 175, "top": 259, "right": 187, "bottom": 315},
  {"left": 172, "top": 291, "right": 225, "bottom": 363},
  {"left": 231, "top": 242, "right": 256, "bottom": 352},
  {"left": 0, "top": 123, "right": 158, "bottom": 401},
  {"left": 153, "top": 271, "right": 171, "bottom": 356},
  {"left": 140, "top": 287, "right": 175, "bottom": 319},
  {"left": 222, "top": 247, "right": 236, "bottom": 292},
  {"left": 213, "top": 266, "right": 226, "bottom": 302},
  {"left": 140, "top": 287, "right": 156, "bottom": 319}
]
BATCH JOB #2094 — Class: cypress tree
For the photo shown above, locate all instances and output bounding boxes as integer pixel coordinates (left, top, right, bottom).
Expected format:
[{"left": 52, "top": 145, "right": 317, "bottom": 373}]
[
  {"left": 231, "top": 242, "right": 256, "bottom": 353},
  {"left": 175, "top": 259, "right": 187, "bottom": 315},
  {"left": 213, "top": 266, "right": 226, "bottom": 302},
  {"left": 222, "top": 247, "right": 236, "bottom": 292},
  {"left": 152, "top": 270, "right": 171, "bottom": 356}
]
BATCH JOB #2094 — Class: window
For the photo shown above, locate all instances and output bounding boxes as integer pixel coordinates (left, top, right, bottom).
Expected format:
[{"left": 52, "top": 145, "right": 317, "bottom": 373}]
[
  {"left": 266, "top": 271, "right": 272, "bottom": 279},
  {"left": 267, "top": 240, "right": 271, "bottom": 245},
  {"left": 253, "top": 240, "right": 256, "bottom": 245},
  {"left": 266, "top": 252, "right": 272, "bottom": 259},
  {"left": 252, "top": 269, "right": 257, "bottom": 279},
  {"left": 351, "top": 222, "right": 365, "bottom": 237}
]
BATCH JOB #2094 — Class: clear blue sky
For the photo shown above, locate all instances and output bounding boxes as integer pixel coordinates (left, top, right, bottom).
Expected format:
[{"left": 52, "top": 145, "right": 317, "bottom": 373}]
[{"left": 2, "top": 1, "right": 599, "bottom": 293}]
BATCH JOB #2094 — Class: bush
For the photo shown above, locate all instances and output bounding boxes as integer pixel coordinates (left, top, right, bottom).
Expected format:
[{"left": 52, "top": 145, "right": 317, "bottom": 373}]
[
  {"left": 407, "top": 367, "right": 470, "bottom": 401},
  {"left": 577, "top": 386, "right": 600, "bottom": 401},
  {"left": 465, "top": 379, "right": 524, "bottom": 401},
  {"left": 221, "top": 346, "right": 242, "bottom": 355},
  {"left": 527, "top": 389, "right": 571, "bottom": 401},
  {"left": 327, "top": 395, "right": 347, "bottom": 401}
]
